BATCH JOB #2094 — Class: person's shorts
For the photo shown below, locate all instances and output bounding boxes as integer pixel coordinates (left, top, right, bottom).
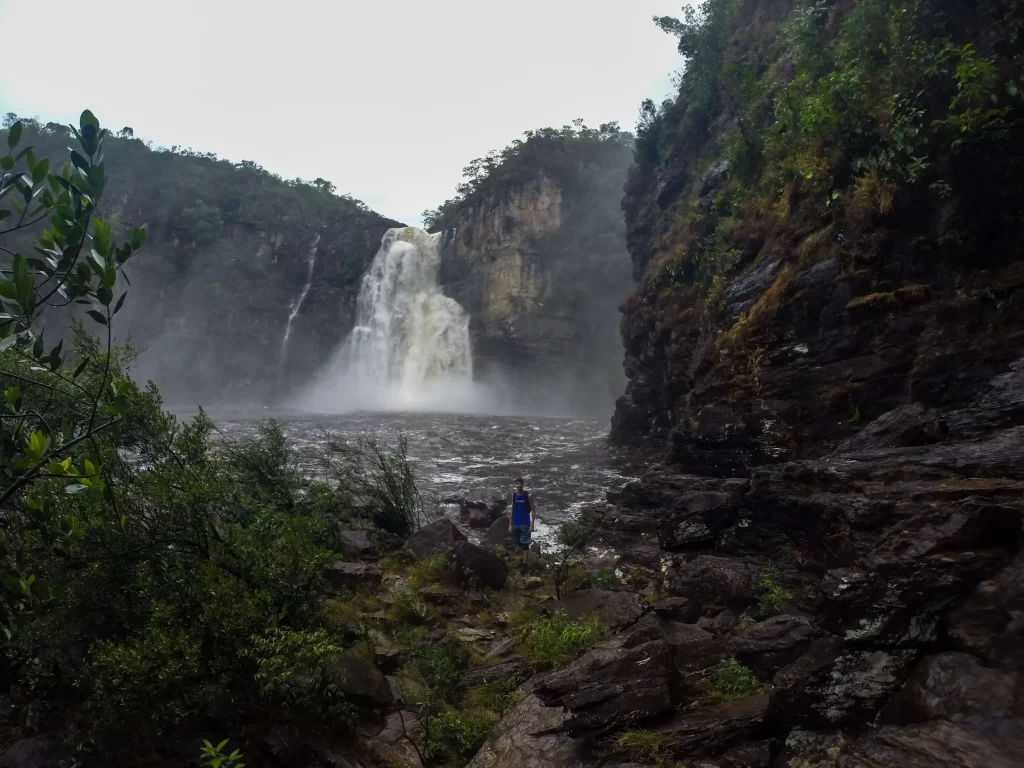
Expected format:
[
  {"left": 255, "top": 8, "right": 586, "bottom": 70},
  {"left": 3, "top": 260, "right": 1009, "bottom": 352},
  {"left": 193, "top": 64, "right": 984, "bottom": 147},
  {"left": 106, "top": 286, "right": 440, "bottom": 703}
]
[{"left": 511, "top": 525, "right": 532, "bottom": 548}]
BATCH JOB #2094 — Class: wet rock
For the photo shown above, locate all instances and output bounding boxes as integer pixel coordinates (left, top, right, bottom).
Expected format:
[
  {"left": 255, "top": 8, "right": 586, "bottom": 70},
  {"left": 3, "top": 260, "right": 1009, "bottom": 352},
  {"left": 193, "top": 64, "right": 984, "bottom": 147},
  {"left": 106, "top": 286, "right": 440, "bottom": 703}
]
[
  {"left": 670, "top": 556, "right": 757, "bottom": 617},
  {"left": 452, "top": 540, "right": 509, "bottom": 590},
  {"left": 533, "top": 636, "right": 674, "bottom": 732},
  {"left": 483, "top": 515, "right": 512, "bottom": 548},
  {"left": 322, "top": 561, "right": 383, "bottom": 593},
  {"left": 525, "top": 576, "right": 544, "bottom": 590},
  {"left": 0, "top": 733, "right": 73, "bottom": 768},
  {"left": 771, "top": 639, "right": 917, "bottom": 727},
  {"left": 837, "top": 719, "right": 1024, "bottom": 768},
  {"left": 366, "top": 710, "right": 423, "bottom": 767},
  {"left": 660, "top": 621, "right": 725, "bottom": 673},
  {"left": 730, "top": 615, "right": 818, "bottom": 675},
  {"left": 652, "top": 595, "right": 700, "bottom": 623},
  {"left": 620, "top": 545, "right": 665, "bottom": 569},
  {"left": 325, "top": 657, "right": 393, "bottom": 708},
  {"left": 469, "top": 507, "right": 497, "bottom": 527},
  {"left": 948, "top": 552, "right": 1024, "bottom": 668},
  {"left": 467, "top": 693, "right": 581, "bottom": 768},
  {"left": 882, "top": 652, "right": 1020, "bottom": 724},
  {"left": 656, "top": 694, "right": 769, "bottom": 757},
  {"left": 405, "top": 518, "right": 467, "bottom": 559},
  {"left": 418, "top": 585, "right": 462, "bottom": 605},
  {"left": 554, "top": 589, "right": 645, "bottom": 631},
  {"left": 339, "top": 528, "right": 375, "bottom": 556},
  {"left": 463, "top": 659, "right": 529, "bottom": 689},
  {"left": 775, "top": 728, "right": 847, "bottom": 768},
  {"left": 462, "top": 487, "right": 508, "bottom": 518},
  {"left": 719, "top": 738, "right": 779, "bottom": 768}
]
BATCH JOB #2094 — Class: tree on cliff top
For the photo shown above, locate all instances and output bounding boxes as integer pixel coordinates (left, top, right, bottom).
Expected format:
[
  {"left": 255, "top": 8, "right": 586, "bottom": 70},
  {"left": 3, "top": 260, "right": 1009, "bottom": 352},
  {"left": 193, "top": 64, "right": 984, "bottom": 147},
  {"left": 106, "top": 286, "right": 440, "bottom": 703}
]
[{"left": 422, "top": 120, "right": 634, "bottom": 231}]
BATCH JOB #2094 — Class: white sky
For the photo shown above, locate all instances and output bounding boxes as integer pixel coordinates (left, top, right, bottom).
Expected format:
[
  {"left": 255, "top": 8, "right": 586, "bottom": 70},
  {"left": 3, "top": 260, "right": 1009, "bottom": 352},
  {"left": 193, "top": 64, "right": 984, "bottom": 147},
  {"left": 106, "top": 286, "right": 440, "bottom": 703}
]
[{"left": 0, "top": 0, "right": 686, "bottom": 226}]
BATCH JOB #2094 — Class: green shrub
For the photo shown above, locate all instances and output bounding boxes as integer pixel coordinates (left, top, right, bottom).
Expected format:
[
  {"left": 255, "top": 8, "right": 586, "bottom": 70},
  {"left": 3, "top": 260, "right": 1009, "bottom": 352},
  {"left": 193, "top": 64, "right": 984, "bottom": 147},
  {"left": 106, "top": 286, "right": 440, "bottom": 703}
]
[
  {"left": 462, "top": 673, "right": 525, "bottom": 715},
  {"left": 615, "top": 729, "right": 673, "bottom": 761},
  {"left": 515, "top": 611, "right": 600, "bottom": 668},
  {"left": 757, "top": 566, "right": 794, "bottom": 616},
  {"left": 425, "top": 707, "right": 498, "bottom": 764},
  {"left": 698, "top": 659, "right": 765, "bottom": 705},
  {"left": 406, "top": 553, "right": 452, "bottom": 588}
]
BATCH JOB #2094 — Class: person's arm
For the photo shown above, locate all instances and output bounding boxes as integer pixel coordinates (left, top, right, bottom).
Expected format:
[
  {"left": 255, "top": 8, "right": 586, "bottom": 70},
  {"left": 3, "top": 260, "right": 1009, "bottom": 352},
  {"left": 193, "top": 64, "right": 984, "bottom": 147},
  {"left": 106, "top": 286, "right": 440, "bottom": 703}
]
[
  {"left": 508, "top": 493, "right": 514, "bottom": 531},
  {"left": 530, "top": 494, "right": 535, "bottom": 531}
]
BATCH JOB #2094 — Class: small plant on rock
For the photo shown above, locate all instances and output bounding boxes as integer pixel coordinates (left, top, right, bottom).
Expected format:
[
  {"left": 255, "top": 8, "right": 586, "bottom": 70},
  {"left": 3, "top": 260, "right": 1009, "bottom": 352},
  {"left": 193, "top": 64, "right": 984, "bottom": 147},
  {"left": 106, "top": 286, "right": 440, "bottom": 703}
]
[
  {"left": 698, "top": 658, "right": 765, "bottom": 705},
  {"left": 462, "top": 672, "right": 525, "bottom": 715},
  {"left": 615, "top": 729, "right": 673, "bottom": 761},
  {"left": 199, "top": 740, "right": 245, "bottom": 768},
  {"left": 406, "top": 553, "right": 452, "bottom": 588},
  {"left": 757, "top": 566, "right": 794, "bottom": 616},
  {"left": 515, "top": 610, "right": 600, "bottom": 669}
]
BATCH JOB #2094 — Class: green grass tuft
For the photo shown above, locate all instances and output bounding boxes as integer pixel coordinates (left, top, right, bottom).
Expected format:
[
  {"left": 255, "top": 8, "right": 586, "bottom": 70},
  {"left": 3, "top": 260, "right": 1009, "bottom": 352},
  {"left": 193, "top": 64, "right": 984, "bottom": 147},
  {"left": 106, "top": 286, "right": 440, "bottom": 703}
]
[{"left": 514, "top": 610, "right": 600, "bottom": 668}]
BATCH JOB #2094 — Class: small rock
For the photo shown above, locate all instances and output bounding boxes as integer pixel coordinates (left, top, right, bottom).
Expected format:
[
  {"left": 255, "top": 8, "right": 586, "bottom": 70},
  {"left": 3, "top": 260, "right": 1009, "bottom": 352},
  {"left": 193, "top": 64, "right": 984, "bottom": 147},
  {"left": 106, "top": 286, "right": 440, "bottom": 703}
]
[
  {"left": 339, "top": 528, "right": 374, "bottom": 556},
  {"left": 324, "top": 657, "right": 393, "bottom": 708},
  {"left": 405, "top": 519, "right": 468, "bottom": 559},
  {"left": 322, "top": 561, "right": 382, "bottom": 593},
  {"left": 652, "top": 595, "right": 699, "bottom": 623},
  {"left": 0, "top": 732, "right": 73, "bottom": 768},
  {"left": 419, "top": 585, "right": 462, "bottom": 605},
  {"left": 525, "top": 576, "right": 544, "bottom": 590},
  {"left": 456, "top": 627, "right": 496, "bottom": 643}
]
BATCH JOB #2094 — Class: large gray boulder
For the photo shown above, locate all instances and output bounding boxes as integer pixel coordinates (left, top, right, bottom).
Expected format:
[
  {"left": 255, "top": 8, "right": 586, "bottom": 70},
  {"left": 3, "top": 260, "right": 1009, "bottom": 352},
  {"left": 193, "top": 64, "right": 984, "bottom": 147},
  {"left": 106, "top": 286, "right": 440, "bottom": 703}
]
[
  {"left": 467, "top": 694, "right": 581, "bottom": 768},
  {"left": 324, "top": 657, "right": 393, "bottom": 708},
  {"left": 483, "top": 516, "right": 512, "bottom": 549},
  {"left": 553, "top": 589, "right": 645, "bottom": 632},
  {"left": 461, "top": 487, "right": 509, "bottom": 521},
  {"left": 533, "top": 636, "right": 673, "bottom": 732},
  {"left": 452, "top": 540, "right": 508, "bottom": 590},
  {"left": 322, "top": 561, "right": 382, "bottom": 593},
  {"left": 838, "top": 720, "right": 1024, "bottom": 768},
  {"left": 404, "top": 518, "right": 467, "bottom": 559}
]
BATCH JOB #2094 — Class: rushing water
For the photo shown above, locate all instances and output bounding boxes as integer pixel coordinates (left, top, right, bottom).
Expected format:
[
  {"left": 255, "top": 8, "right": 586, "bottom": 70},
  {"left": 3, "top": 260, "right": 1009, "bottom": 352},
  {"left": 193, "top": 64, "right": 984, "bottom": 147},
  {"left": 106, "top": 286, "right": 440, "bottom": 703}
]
[
  {"left": 280, "top": 233, "right": 321, "bottom": 362},
  {"left": 208, "top": 409, "right": 634, "bottom": 545}
]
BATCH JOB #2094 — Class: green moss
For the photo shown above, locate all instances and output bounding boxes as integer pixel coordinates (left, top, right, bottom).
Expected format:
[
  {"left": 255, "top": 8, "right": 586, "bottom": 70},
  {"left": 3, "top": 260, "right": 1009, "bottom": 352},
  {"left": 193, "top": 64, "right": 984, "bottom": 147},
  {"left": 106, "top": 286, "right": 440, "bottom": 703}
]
[{"left": 845, "top": 285, "right": 930, "bottom": 311}]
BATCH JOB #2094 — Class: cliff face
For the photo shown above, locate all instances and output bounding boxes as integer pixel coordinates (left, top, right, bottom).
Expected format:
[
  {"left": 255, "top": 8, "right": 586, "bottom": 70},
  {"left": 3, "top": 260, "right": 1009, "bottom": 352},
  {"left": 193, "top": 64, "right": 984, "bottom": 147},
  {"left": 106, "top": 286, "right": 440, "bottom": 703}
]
[
  {"left": 593, "top": 0, "right": 1024, "bottom": 764},
  {"left": 436, "top": 129, "right": 633, "bottom": 415},
  {"left": 5, "top": 120, "right": 401, "bottom": 406}
]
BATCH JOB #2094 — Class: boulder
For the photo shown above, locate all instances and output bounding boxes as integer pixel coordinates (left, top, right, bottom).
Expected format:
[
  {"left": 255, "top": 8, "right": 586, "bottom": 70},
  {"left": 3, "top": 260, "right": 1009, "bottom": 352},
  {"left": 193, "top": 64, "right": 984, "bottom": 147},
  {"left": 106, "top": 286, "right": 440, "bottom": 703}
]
[
  {"left": 0, "top": 733, "right": 73, "bottom": 768},
  {"left": 463, "top": 659, "right": 529, "bottom": 689},
  {"left": 483, "top": 516, "right": 512, "bottom": 548},
  {"left": 654, "top": 694, "right": 770, "bottom": 757},
  {"left": 730, "top": 615, "right": 818, "bottom": 675},
  {"left": 837, "top": 720, "right": 1024, "bottom": 768},
  {"left": 660, "top": 621, "right": 725, "bottom": 673},
  {"left": 948, "top": 552, "right": 1024, "bottom": 668},
  {"left": 339, "top": 528, "right": 375, "bottom": 556},
  {"left": 775, "top": 729, "right": 848, "bottom": 768},
  {"left": 881, "top": 652, "right": 1020, "bottom": 724},
  {"left": 467, "top": 694, "right": 581, "bottom": 768},
  {"left": 404, "top": 519, "right": 467, "bottom": 559},
  {"left": 554, "top": 589, "right": 645, "bottom": 632},
  {"left": 462, "top": 487, "right": 508, "bottom": 522},
  {"left": 366, "top": 710, "right": 424, "bottom": 767},
  {"left": 670, "top": 556, "right": 757, "bottom": 617},
  {"left": 652, "top": 595, "right": 700, "bottom": 623},
  {"left": 452, "top": 540, "right": 509, "bottom": 590},
  {"left": 325, "top": 657, "right": 393, "bottom": 708},
  {"left": 533, "top": 637, "right": 674, "bottom": 732},
  {"left": 322, "top": 561, "right": 382, "bottom": 593},
  {"left": 469, "top": 507, "right": 497, "bottom": 527},
  {"left": 720, "top": 739, "right": 779, "bottom": 768},
  {"left": 770, "top": 638, "right": 917, "bottom": 727}
]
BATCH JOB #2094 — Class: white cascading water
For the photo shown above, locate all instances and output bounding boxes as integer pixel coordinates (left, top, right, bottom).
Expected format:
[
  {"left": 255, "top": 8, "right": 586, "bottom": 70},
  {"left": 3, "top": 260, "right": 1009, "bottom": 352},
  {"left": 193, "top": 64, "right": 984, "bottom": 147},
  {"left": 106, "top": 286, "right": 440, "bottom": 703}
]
[
  {"left": 305, "top": 227, "right": 479, "bottom": 411},
  {"left": 280, "top": 233, "right": 321, "bottom": 362}
]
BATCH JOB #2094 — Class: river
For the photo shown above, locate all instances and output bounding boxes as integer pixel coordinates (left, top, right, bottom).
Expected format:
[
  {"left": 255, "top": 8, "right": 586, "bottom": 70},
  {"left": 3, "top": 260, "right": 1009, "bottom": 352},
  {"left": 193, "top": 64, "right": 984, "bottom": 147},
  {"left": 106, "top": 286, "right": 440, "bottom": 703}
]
[{"left": 206, "top": 409, "right": 635, "bottom": 545}]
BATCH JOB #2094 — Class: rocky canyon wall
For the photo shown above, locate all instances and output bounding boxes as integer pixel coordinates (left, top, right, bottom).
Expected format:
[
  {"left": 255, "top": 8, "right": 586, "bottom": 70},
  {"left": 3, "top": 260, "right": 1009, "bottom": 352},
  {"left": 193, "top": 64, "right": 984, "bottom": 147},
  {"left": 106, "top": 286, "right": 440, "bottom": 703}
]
[{"left": 436, "top": 130, "right": 634, "bottom": 416}]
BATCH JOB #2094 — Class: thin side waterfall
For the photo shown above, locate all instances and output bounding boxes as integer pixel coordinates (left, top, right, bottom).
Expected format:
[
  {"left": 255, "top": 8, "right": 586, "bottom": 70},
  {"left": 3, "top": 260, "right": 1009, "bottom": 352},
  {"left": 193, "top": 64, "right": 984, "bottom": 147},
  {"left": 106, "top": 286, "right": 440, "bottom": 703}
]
[
  {"left": 307, "top": 226, "right": 476, "bottom": 411},
  {"left": 280, "top": 233, "right": 321, "bottom": 362}
]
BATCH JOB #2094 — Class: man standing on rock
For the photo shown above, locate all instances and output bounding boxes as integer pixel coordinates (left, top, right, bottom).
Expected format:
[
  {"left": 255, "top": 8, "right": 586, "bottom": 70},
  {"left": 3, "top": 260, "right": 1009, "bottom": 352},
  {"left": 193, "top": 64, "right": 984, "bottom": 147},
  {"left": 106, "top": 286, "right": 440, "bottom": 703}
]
[{"left": 509, "top": 477, "right": 534, "bottom": 567}]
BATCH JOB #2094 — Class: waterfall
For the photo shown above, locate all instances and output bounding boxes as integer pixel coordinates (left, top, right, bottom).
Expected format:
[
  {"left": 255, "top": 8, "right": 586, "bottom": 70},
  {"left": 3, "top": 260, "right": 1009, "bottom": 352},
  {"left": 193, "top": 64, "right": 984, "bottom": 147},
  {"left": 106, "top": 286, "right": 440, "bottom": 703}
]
[
  {"left": 307, "top": 227, "right": 475, "bottom": 411},
  {"left": 280, "top": 233, "right": 321, "bottom": 361}
]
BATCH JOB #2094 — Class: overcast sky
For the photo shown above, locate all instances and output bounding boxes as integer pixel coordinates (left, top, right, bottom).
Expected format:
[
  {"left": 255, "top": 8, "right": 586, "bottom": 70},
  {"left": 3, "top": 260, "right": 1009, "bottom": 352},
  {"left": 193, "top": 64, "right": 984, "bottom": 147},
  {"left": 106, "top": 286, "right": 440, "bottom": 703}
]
[{"left": 0, "top": 0, "right": 686, "bottom": 226}]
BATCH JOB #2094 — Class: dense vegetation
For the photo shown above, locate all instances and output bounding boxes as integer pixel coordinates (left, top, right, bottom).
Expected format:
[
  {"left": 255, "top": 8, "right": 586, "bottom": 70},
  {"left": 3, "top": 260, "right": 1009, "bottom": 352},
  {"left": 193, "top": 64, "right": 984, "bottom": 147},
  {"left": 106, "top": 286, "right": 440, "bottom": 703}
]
[
  {"left": 0, "top": 114, "right": 398, "bottom": 405},
  {"left": 422, "top": 120, "right": 633, "bottom": 231},
  {"left": 0, "top": 112, "right": 422, "bottom": 761},
  {"left": 634, "top": 0, "right": 1024, "bottom": 291}
]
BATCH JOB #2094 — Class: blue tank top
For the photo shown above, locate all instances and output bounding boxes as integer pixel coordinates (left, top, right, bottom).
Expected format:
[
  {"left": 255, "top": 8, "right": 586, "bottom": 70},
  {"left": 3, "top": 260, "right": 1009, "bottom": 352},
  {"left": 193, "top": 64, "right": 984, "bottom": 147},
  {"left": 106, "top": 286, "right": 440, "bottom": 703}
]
[{"left": 512, "top": 491, "right": 531, "bottom": 526}]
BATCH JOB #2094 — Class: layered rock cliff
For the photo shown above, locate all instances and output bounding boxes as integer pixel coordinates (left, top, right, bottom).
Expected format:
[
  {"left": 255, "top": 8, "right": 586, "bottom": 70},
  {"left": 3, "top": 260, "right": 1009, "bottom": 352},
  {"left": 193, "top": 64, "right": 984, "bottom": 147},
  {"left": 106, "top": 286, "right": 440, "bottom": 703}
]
[
  {"left": 433, "top": 125, "right": 634, "bottom": 415},
  {"left": 572, "top": 0, "right": 1024, "bottom": 765}
]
